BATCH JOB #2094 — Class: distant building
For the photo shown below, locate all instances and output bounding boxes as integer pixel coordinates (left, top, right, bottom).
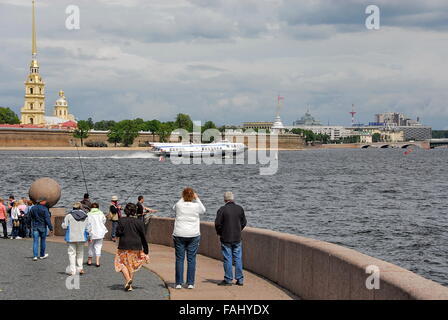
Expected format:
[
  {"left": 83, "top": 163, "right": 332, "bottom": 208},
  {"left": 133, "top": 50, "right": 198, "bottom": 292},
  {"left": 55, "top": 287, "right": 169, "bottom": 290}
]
[
  {"left": 287, "top": 125, "right": 352, "bottom": 141},
  {"left": 293, "top": 109, "right": 322, "bottom": 126},
  {"left": 243, "top": 122, "right": 273, "bottom": 131},
  {"left": 374, "top": 112, "right": 421, "bottom": 127},
  {"left": 356, "top": 125, "right": 432, "bottom": 141}
]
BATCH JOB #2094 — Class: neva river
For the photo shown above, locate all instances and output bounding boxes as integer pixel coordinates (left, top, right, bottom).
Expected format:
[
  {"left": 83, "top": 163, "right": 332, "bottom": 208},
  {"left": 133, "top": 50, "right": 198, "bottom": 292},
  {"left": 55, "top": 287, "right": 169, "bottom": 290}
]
[{"left": 1, "top": 148, "right": 447, "bottom": 286}]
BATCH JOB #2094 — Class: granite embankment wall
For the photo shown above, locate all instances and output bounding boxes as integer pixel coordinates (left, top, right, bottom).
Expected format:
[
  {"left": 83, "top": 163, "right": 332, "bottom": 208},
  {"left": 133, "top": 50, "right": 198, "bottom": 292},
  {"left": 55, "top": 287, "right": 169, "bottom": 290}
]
[
  {"left": 49, "top": 210, "right": 448, "bottom": 300},
  {"left": 0, "top": 128, "right": 304, "bottom": 149},
  {"left": 0, "top": 129, "right": 159, "bottom": 147}
]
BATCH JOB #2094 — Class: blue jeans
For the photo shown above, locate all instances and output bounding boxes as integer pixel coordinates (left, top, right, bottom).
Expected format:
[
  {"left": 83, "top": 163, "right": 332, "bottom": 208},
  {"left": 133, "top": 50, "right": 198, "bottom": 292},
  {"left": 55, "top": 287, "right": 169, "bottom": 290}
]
[
  {"left": 33, "top": 228, "right": 47, "bottom": 258},
  {"left": 221, "top": 242, "right": 244, "bottom": 283},
  {"left": 111, "top": 221, "right": 118, "bottom": 238},
  {"left": 173, "top": 236, "right": 200, "bottom": 286}
]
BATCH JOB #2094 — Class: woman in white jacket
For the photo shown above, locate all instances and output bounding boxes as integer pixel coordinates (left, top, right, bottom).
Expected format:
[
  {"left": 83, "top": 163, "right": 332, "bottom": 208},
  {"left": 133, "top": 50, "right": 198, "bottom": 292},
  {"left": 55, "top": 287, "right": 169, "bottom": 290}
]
[
  {"left": 172, "top": 187, "right": 206, "bottom": 290},
  {"left": 87, "top": 203, "right": 108, "bottom": 267}
]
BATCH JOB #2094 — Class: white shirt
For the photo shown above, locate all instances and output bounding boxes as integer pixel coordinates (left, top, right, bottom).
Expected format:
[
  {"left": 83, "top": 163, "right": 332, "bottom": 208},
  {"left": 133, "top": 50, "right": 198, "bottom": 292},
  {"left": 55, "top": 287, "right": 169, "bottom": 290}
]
[
  {"left": 87, "top": 209, "right": 108, "bottom": 240},
  {"left": 11, "top": 207, "right": 20, "bottom": 220},
  {"left": 172, "top": 198, "right": 206, "bottom": 237}
]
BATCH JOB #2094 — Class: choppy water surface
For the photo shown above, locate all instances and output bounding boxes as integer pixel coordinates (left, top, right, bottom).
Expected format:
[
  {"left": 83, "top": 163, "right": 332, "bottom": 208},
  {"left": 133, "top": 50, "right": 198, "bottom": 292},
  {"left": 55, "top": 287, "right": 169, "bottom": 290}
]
[{"left": 1, "top": 148, "right": 447, "bottom": 286}]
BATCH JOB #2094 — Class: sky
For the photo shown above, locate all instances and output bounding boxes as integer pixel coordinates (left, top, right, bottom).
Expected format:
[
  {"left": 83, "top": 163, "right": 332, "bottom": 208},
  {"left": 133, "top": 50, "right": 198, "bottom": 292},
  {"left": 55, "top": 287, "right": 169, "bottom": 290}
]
[{"left": 0, "top": 0, "right": 447, "bottom": 128}]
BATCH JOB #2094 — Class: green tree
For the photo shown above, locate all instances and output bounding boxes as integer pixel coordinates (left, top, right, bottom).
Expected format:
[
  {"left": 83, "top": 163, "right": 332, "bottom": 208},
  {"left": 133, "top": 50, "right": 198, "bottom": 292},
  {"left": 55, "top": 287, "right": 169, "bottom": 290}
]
[
  {"left": 73, "top": 120, "right": 90, "bottom": 146},
  {"left": 117, "top": 120, "right": 141, "bottom": 147},
  {"left": 157, "top": 122, "right": 175, "bottom": 142},
  {"left": 174, "top": 113, "right": 193, "bottom": 132},
  {"left": 291, "top": 128, "right": 315, "bottom": 142},
  {"left": 133, "top": 118, "right": 145, "bottom": 131},
  {"left": 0, "top": 107, "right": 20, "bottom": 124},
  {"left": 94, "top": 120, "right": 116, "bottom": 131},
  {"left": 201, "top": 120, "right": 217, "bottom": 133},
  {"left": 372, "top": 133, "right": 382, "bottom": 143},
  {"left": 86, "top": 117, "right": 94, "bottom": 130},
  {"left": 107, "top": 127, "right": 122, "bottom": 147},
  {"left": 143, "top": 119, "right": 161, "bottom": 133}
]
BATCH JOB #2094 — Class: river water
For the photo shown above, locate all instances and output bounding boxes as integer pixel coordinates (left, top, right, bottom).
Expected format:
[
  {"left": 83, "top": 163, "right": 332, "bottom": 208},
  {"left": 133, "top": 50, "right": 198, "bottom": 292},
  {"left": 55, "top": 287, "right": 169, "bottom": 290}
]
[{"left": 1, "top": 148, "right": 447, "bottom": 286}]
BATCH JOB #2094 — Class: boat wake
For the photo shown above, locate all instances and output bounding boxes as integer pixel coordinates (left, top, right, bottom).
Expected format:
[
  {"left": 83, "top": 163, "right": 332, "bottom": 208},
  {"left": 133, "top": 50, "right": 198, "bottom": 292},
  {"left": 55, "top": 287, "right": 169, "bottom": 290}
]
[
  {"left": 16, "top": 152, "right": 159, "bottom": 160},
  {"left": 110, "top": 152, "right": 159, "bottom": 159}
]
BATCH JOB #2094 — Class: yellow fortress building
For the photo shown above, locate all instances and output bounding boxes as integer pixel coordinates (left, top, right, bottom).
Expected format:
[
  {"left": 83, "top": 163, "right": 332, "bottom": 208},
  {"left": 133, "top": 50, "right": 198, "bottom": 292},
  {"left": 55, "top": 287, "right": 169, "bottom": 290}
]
[{"left": 20, "top": 0, "right": 75, "bottom": 126}]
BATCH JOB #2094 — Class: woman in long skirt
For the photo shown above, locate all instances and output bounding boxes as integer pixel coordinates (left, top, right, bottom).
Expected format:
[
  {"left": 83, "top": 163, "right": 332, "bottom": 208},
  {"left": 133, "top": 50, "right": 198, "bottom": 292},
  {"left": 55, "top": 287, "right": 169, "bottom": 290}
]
[{"left": 114, "top": 203, "right": 149, "bottom": 291}]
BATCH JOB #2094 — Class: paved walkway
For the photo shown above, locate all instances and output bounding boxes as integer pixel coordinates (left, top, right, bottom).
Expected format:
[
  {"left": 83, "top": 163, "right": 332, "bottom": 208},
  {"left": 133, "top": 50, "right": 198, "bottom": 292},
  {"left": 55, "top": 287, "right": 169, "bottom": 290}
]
[
  {"left": 0, "top": 238, "right": 169, "bottom": 300},
  {"left": 0, "top": 236, "right": 297, "bottom": 300},
  {"left": 48, "top": 237, "right": 297, "bottom": 300}
]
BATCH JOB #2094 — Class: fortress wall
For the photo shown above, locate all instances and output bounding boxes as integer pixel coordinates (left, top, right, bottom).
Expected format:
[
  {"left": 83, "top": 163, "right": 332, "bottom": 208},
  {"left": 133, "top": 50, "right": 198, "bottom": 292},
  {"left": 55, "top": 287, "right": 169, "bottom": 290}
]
[{"left": 0, "top": 129, "right": 303, "bottom": 149}]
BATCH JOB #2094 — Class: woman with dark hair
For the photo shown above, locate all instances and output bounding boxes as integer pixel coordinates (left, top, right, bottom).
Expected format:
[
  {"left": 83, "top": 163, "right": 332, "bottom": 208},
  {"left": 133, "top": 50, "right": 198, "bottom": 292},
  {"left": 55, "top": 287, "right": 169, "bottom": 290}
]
[
  {"left": 114, "top": 203, "right": 149, "bottom": 291},
  {"left": 172, "top": 187, "right": 206, "bottom": 289}
]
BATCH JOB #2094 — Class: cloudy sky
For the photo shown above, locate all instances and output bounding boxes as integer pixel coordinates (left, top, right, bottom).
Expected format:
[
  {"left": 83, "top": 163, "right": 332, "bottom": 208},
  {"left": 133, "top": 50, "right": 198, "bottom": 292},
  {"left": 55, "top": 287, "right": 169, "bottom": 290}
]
[{"left": 0, "top": 0, "right": 447, "bottom": 128}]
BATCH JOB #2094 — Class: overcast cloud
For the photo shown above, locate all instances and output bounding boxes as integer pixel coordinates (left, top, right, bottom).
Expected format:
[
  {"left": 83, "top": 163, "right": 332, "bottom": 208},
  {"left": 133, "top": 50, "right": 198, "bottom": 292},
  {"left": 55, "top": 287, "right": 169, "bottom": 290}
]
[{"left": 0, "top": 0, "right": 447, "bottom": 128}]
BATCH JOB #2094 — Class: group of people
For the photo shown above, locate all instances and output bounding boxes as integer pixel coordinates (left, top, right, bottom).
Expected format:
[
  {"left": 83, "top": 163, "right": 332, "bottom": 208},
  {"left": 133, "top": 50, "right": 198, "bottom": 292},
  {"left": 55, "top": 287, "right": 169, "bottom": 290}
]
[
  {"left": 0, "top": 189, "right": 247, "bottom": 292},
  {"left": 0, "top": 195, "right": 35, "bottom": 240}
]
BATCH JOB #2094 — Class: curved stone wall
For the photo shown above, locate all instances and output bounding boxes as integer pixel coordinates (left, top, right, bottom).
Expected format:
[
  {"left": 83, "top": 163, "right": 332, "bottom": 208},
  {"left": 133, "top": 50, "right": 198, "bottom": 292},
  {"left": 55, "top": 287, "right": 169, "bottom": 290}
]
[
  {"left": 51, "top": 211, "right": 448, "bottom": 300},
  {"left": 146, "top": 217, "right": 448, "bottom": 300}
]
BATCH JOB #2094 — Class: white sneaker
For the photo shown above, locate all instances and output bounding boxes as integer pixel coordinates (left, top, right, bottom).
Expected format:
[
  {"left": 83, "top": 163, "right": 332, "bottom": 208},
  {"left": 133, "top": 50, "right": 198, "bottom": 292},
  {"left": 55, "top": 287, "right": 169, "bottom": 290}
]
[
  {"left": 16, "top": 236, "right": 22, "bottom": 239},
  {"left": 187, "top": 285, "right": 195, "bottom": 289},
  {"left": 175, "top": 284, "right": 182, "bottom": 289},
  {"left": 39, "top": 254, "right": 49, "bottom": 260},
  {"left": 33, "top": 257, "right": 38, "bottom": 261}
]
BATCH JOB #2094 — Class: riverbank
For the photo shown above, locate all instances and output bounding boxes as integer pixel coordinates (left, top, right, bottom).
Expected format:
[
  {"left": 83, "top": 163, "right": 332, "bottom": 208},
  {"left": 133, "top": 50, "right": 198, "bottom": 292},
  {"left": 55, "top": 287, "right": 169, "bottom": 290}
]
[
  {"left": 0, "top": 144, "right": 360, "bottom": 151},
  {"left": 0, "top": 146, "right": 149, "bottom": 151}
]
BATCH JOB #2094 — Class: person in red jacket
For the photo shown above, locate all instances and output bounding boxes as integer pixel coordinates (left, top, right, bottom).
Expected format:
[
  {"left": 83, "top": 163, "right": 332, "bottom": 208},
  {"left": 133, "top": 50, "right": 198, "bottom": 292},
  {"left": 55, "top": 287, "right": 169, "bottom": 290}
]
[{"left": 0, "top": 198, "right": 8, "bottom": 239}]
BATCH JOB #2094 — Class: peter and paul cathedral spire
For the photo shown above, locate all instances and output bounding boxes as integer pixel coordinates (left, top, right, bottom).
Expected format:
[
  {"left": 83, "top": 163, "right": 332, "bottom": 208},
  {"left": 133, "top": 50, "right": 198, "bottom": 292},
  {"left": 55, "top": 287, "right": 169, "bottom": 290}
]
[
  {"left": 32, "top": 0, "right": 37, "bottom": 58},
  {"left": 21, "top": 0, "right": 46, "bottom": 125}
]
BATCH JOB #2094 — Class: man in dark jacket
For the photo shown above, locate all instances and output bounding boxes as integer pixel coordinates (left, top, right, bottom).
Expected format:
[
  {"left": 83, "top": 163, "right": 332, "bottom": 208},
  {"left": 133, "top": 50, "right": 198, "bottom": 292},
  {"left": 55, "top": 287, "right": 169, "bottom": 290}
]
[
  {"left": 29, "top": 198, "right": 53, "bottom": 261},
  {"left": 215, "top": 191, "right": 247, "bottom": 286},
  {"left": 80, "top": 193, "right": 92, "bottom": 213}
]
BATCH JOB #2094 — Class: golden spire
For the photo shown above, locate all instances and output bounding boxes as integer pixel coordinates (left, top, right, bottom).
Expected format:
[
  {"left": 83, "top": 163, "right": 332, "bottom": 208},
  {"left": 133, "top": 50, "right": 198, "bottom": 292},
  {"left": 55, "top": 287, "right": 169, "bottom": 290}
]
[{"left": 32, "top": 0, "right": 37, "bottom": 57}]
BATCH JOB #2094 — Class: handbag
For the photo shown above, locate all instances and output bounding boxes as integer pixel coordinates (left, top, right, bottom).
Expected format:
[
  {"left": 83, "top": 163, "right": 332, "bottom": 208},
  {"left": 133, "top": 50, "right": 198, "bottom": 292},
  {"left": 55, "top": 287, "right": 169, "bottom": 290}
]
[{"left": 13, "top": 220, "right": 20, "bottom": 228}]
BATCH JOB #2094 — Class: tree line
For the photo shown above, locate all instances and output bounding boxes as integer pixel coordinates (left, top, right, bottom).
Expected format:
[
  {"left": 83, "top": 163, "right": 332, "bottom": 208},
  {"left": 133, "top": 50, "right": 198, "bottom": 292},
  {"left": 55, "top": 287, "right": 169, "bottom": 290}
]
[
  {"left": 0, "top": 107, "right": 20, "bottom": 124},
  {"left": 74, "top": 113, "right": 220, "bottom": 147}
]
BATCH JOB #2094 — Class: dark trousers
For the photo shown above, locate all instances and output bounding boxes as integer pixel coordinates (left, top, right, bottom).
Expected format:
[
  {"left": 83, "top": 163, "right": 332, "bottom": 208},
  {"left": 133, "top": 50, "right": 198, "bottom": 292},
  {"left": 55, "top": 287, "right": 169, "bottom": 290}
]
[
  {"left": 0, "top": 219, "right": 7, "bottom": 238},
  {"left": 18, "top": 218, "right": 26, "bottom": 238}
]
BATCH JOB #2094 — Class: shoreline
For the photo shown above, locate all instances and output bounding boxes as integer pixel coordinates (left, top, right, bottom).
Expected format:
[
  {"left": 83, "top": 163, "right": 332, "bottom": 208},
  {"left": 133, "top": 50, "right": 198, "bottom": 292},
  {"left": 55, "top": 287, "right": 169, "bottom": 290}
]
[{"left": 0, "top": 144, "right": 360, "bottom": 151}]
